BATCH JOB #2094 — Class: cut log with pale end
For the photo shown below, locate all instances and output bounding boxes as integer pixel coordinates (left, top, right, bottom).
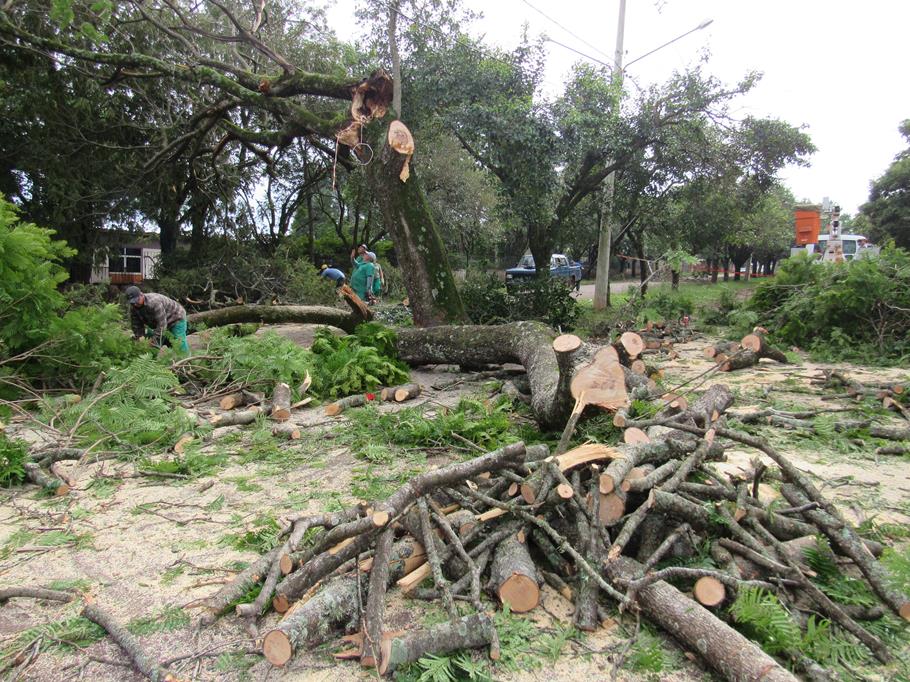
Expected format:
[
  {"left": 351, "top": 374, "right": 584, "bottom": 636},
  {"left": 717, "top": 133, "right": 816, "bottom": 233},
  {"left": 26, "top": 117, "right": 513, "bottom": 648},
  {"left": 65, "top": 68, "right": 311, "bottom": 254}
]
[
  {"left": 598, "top": 491, "right": 626, "bottom": 526},
  {"left": 393, "top": 383, "right": 421, "bottom": 402},
  {"left": 379, "top": 613, "right": 496, "bottom": 676},
  {"left": 489, "top": 534, "right": 540, "bottom": 613},
  {"left": 623, "top": 427, "right": 651, "bottom": 445},
  {"left": 741, "top": 331, "right": 788, "bottom": 363},
  {"left": 23, "top": 463, "right": 69, "bottom": 496},
  {"left": 325, "top": 393, "right": 374, "bottom": 416},
  {"left": 270, "top": 382, "right": 292, "bottom": 421},
  {"left": 620, "top": 464, "right": 656, "bottom": 492},
  {"left": 172, "top": 434, "right": 194, "bottom": 454},
  {"left": 599, "top": 471, "right": 614, "bottom": 495},
  {"left": 209, "top": 405, "right": 262, "bottom": 427},
  {"left": 630, "top": 359, "right": 647, "bottom": 375},
  {"left": 571, "top": 357, "right": 628, "bottom": 411},
  {"left": 272, "top": 423, "right": 301, "bottom": 440},
  {"left": 693, "top": 576, "right": 726, "bottom": 607},
  {"left": 553, "top": 334, "right": 582, "bottom": 354},
  {"left": 219, "top": 392, "right": 245, "bottom": 410},
  {"left": 605, "top": 557, "right": 799, "bottom": 682},
  {"left": 615, "top": 332, "right": 645, "bottom": 364}
]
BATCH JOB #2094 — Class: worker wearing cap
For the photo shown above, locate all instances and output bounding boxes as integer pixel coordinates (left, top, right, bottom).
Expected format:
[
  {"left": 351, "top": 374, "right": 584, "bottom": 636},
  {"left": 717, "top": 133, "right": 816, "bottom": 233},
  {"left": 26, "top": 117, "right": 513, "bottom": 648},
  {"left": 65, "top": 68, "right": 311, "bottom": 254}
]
[
  {"left": 125, "top": 285, "right": 189, "bottom": 353},
  {"left": 350, "top": 251, "right": 377, "bottom": 304},
  {"left": 319, "top": 264, "right": 346, "bottom": 287}
]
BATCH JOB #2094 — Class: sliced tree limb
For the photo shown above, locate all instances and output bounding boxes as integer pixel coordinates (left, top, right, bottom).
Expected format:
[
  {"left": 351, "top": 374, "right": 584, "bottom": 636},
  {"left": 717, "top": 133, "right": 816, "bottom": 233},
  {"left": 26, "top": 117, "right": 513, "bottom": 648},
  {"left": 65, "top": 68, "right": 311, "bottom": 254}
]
[
  {"left": 379, "top": 613, "right": 496, "bottom": 676},
  {"left": 186, "top": 304, "right": 367, "bottom": 333},
  {"left": 325, "top": 393, "right": 375, "bottom": 416},
  {"left": 431, "top": 509, "right": 482, "bottom": 610},
  {"left": 0, "top": 587, "right": 76, "bottom": 604},
  {"left": 604, "top": 557, "right": 799, "bottom": 682},
  {"left": 23, "top": 462, "right": 69, "bottom": 496},
  {"left": 82, "top": 602, "right": 181, "bottom": 681},
  {"left": 361, "top": 525, "right": 396, "bottom": 668},
  {"left": 740, "top": 331, "right": 788, "bottom": 363},
  {"left": 490, "top": 531, "right": 540, "bottom": 613},
  {"left": 271, "top": 423, "right": 301, "bottom": 440},
  {"left": 270, "top": 382, "right": 292, "bottom": 421}
]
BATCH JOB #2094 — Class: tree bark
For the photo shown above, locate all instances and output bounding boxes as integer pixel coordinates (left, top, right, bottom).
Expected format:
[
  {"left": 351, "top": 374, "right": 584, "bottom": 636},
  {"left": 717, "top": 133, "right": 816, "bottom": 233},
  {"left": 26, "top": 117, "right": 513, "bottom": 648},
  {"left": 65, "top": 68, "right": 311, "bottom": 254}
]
[
  {"left": 365, "top": 117, "right": 466, "bottom": 326},
  {"left": 379, "top": 613, "right": 496, "bottom": 676},
  {"left": 187, "top": 304, "right": 366, "bottom": 333},
  {"left": 489, "top": 532, "right": 540, "bottom": 612},
  {"left": 604, "top": 557, "right": 799, "bottom": 682}
]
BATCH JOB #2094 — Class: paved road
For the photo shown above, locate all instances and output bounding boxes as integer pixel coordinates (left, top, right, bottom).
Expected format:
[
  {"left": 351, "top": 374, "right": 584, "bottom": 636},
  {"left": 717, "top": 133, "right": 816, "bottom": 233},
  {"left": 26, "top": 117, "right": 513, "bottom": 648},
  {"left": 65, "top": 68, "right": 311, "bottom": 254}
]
[{"left": 574, "top": 280, "right": 640, "bottom": 301}]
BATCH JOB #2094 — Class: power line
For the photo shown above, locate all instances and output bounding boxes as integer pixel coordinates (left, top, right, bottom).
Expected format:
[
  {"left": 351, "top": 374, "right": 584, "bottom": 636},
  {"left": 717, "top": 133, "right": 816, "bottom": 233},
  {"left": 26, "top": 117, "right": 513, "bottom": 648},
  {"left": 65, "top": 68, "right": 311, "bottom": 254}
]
[
  {"left": 544, "top": 37, "right": 613, "bottom": 70},
  {"left": 518, "top": 0, "right": 613, "bottom": 62}
]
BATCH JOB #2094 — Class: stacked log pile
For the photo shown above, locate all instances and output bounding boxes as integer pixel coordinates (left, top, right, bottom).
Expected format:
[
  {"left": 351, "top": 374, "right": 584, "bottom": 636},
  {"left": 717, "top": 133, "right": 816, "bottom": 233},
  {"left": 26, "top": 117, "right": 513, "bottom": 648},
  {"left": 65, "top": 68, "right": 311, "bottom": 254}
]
[{"left": 192, "top": 372, "right": 909, "bottom": 680}]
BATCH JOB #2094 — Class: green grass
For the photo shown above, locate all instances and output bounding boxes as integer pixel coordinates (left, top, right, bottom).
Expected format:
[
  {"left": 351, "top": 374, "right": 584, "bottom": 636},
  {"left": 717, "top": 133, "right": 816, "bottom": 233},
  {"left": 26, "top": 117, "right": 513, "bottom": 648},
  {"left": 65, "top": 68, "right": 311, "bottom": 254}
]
[{"left": 126, "top": 605, "right": 190, "bottom": 635}]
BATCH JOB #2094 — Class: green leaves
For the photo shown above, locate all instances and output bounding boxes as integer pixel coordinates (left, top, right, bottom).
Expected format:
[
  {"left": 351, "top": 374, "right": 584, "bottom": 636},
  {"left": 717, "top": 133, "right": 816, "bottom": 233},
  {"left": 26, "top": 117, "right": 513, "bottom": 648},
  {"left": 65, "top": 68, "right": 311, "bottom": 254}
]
[
  {"left": 0, "top": 433, "right": 28, "bottom": 487},
  {"left": 729, "top": 587, "right": 801, "bottom": 655}
]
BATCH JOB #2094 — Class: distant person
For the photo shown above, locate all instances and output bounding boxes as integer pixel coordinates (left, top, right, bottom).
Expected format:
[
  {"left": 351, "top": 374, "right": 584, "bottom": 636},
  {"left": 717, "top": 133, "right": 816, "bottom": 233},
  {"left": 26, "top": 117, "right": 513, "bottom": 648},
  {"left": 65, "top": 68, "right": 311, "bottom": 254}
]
[
  {"left": 351, "top": 243, "right": 368, "bottom": 268},
  {"left": 367, "top": 251, "right": 385, "bottom": 298},
  {"left": 319, "top": 264, "right": 346, "bottom": 287},
  {"left": 125, "top": 285, "right": 189, "bottom": 353},
  {"left": 350, "top": 251, "right": 377, "bottom": 303}
]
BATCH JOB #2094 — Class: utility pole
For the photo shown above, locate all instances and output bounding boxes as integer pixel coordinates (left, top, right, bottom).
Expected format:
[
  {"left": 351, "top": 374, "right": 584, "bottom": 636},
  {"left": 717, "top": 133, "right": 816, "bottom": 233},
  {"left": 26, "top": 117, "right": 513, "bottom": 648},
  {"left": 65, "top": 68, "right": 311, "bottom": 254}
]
[{"left": 593, "top": 0, "right": 625, "bottom": 310}]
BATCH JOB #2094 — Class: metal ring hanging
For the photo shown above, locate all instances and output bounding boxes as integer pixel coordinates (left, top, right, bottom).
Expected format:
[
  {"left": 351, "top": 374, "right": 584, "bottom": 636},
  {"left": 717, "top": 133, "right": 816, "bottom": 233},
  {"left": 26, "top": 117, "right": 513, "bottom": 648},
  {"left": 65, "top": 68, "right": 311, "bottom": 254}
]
[{"left": 351, "top": 142, "right": 374, "bottom": 166}]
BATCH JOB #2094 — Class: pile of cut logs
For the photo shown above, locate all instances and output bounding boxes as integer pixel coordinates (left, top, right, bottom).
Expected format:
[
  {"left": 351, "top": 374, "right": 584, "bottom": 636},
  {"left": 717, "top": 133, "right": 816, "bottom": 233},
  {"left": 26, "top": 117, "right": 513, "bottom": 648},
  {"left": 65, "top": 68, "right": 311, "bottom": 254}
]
[
  {"left": 703, "top": 329, "right": 790, "bottom": 372},
  {"left": 188, "top": 337, "right": 909, "bottom": 680}
]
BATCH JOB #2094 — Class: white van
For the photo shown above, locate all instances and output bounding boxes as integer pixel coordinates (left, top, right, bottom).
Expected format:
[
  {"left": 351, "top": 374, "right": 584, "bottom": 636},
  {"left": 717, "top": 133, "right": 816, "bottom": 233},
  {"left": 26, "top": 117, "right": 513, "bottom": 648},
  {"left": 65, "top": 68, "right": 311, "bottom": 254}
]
[{"left": 790, "top": 234, "right": 879, "bottom": 261}]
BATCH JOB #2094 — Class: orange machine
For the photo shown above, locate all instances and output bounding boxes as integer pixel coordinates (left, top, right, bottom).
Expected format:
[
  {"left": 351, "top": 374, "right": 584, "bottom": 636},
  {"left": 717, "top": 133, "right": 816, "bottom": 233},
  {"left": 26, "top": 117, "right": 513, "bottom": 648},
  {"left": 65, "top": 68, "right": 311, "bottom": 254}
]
[{"left": 794, "top": 205, "right": 821, "bottom": 246}]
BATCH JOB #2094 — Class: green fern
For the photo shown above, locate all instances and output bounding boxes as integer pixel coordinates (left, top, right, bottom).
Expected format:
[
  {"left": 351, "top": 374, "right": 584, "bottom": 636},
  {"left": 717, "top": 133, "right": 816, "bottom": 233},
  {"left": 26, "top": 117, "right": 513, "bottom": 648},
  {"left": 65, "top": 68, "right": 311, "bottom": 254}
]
[
  {"left": 51, "top": 356, "right": 194, "bottom": 449},
  {"left": 801, "top": 616, "right": 868, "bottom": 668},
  {"left": 803, "top": 537, "right": 878, "bottom": 606},
  {"left": 729, "top": 587, "right": 801, "bottom": 655}
]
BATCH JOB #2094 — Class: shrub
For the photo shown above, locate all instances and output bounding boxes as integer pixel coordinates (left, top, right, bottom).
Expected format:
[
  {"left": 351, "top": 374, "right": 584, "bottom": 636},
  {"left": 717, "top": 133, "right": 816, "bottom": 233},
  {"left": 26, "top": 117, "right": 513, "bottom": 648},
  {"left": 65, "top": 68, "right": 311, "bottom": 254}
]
[
  {"left": 156, "top": 243, "right": 337, "bottom": 309},
  {"left": 642, "top": 290, "right": 694, "bottom": 322},
  {"left": 460, "top": 273, "right": 579, "bottom": 330},
  {"left": 748, "top": 248, "right": 910, "bottom": 360},
  {"left": 0, "top": 195, "right": 73, "bottom": 353},
  {"left": 0, "top": 433, "right": 28, "bottom": 487}
]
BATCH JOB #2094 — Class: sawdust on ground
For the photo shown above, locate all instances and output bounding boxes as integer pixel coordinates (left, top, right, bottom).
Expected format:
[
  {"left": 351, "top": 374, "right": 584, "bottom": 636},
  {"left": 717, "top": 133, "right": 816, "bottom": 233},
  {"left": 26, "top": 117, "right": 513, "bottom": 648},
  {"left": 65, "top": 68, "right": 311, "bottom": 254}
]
[{"left": 1, "top": 337, "right": 908, "bottom": 681}]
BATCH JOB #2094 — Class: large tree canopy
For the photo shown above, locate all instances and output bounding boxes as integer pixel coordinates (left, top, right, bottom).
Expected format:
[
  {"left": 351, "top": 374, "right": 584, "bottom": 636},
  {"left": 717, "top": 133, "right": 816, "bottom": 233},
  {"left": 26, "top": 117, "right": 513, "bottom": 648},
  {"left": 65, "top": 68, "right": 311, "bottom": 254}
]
[
  {"left": 0, "top": 0, "right": 466, "bottom": 325},
  {"left": 862, "top": 119, "right": 910, "bottom": 249}
]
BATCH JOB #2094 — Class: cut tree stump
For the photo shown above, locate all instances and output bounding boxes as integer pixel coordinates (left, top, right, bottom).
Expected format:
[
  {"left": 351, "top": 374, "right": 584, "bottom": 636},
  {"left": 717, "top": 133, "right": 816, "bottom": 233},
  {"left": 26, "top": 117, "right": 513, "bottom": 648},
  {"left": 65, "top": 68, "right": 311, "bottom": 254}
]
[
  {"left": 271, "top": 383, "right": 292, "bottom": 421},
  {"left": 489, "top": 533, "right": 540, "bottom": 612},
  {"left": 693, "top": 575, "right": 726, "bottom": 607}
]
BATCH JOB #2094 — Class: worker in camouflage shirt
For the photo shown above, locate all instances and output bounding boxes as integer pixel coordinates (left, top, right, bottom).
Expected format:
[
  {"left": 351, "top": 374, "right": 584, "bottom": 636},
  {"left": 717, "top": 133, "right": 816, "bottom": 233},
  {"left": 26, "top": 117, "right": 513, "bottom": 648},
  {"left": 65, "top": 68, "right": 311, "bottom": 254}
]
[{"left": 125, "top": 285, "right": 189, "bottom": 353}]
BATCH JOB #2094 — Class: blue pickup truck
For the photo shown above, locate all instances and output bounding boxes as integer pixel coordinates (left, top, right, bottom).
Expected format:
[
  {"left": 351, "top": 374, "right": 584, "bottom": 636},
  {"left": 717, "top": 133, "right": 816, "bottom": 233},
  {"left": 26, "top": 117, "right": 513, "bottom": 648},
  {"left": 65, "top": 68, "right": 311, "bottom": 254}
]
[{"left": 505, "top": 254, "right": 583, "bottom": 290}]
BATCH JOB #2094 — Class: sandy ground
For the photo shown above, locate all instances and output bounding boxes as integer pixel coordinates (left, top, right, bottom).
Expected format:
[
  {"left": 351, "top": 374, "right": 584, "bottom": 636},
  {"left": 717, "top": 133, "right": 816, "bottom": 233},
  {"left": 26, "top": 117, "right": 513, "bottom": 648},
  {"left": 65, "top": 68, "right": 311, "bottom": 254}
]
[{"left": 1, "top": 335, "right": 908, "bottom": 681}]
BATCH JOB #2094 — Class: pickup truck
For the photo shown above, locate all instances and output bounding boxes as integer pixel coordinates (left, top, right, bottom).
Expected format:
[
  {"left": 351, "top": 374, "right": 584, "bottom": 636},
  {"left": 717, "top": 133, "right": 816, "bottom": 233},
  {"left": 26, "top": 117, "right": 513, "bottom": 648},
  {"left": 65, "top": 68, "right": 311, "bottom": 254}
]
[{"left": 505, "top": 254, "right": 582, "bottom": 289}]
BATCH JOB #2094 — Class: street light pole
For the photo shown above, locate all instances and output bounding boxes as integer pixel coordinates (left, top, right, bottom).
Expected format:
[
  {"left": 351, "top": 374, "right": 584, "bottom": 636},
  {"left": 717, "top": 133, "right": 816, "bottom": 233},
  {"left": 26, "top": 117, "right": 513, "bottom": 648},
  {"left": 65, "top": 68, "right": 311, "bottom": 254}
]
[
  {"left": 592, "top": 0, "right": 625, "bottom": 310},
  {"left": 592, "top": 10, "right": 713, "bottom": 310}
]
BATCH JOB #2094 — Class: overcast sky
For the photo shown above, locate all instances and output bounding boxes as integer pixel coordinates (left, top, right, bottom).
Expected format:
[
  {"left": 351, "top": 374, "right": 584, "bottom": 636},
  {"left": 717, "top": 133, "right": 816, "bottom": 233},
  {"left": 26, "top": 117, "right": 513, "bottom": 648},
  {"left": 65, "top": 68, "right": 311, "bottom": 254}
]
[{"left": 326, "top": 0, "right": 909, "bottom": 215}]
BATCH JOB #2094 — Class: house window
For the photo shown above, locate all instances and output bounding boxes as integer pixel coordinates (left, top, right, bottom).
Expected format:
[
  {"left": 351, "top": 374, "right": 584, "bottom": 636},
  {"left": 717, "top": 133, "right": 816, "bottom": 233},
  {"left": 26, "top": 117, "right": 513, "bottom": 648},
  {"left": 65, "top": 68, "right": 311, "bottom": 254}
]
[{"left": 109, "top": 247, "right": 142, "bottom": 274}]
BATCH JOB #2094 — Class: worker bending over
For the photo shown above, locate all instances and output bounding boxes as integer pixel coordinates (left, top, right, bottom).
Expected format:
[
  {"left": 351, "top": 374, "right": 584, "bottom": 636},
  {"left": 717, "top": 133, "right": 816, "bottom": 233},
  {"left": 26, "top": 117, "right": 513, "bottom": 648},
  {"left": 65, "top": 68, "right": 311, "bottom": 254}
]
[{"left": 125, "top": 285, "right": 189, "bottom": 353}]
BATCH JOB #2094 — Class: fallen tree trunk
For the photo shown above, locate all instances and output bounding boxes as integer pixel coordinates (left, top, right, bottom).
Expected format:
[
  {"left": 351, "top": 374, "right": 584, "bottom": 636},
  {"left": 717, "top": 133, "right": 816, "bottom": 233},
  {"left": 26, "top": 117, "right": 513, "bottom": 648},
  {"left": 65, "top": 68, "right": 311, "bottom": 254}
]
[
  {"left": 605, "top": 557, "right": 799, "bottom": 682},
  {"left": 187, "top": 304, "right": 367, "bottom": 334},
  {"left": 270, "top": 383, "right": 292, "bottom": 421}
]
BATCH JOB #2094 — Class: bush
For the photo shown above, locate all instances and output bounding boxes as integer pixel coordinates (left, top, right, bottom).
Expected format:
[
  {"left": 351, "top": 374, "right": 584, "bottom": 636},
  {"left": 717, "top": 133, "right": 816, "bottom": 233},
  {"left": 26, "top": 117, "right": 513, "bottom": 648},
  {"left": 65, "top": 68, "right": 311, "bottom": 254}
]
[
  {"left": 460, "top": 274, "right": 579, "bottom": 330},
  {"left": 0, "top": 433, "right": 28, "bottom": 487},
  {"left": 748, "top": 248, "right": 910, "bottom": 360},
  {"left": 642, "top": 290, "right": 694, "bottom": 322},
  {"left": 0, "top": 195, "right": 73, "bottom": 353},
  {"left": 156, "top": 243, "right": 337, "bottom": 309}
]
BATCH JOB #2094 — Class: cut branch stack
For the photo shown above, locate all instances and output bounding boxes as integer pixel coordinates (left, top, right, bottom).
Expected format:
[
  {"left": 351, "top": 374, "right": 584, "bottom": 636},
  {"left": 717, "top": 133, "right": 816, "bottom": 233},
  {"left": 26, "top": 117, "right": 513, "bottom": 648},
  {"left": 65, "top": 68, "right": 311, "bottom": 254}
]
[{"left": 191, "top": 372, "right": 908, "bottom": 680}]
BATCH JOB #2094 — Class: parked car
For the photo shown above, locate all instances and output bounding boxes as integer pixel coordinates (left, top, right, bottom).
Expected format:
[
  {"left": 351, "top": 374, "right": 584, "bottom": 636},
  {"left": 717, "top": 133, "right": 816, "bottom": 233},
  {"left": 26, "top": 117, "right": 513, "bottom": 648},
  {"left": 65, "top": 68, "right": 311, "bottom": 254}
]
[{"left": 505, "top": 254, "right": 582, "bottom": 289}]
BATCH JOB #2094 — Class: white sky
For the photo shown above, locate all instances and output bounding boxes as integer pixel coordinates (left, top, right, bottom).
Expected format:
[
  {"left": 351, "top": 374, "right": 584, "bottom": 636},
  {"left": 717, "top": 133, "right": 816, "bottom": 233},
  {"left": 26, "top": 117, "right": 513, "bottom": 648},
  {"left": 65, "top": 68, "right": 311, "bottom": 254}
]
[{"left": 325, "top": 0, "right": 910, "bottom": 215}]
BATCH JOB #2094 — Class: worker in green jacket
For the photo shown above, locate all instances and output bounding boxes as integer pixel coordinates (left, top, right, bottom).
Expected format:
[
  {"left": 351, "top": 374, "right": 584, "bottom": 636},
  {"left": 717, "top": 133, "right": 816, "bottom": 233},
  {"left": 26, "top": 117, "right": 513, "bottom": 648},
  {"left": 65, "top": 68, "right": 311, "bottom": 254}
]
[{"left": 350, "top": 251, "right": 377, "bottom": 303}]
